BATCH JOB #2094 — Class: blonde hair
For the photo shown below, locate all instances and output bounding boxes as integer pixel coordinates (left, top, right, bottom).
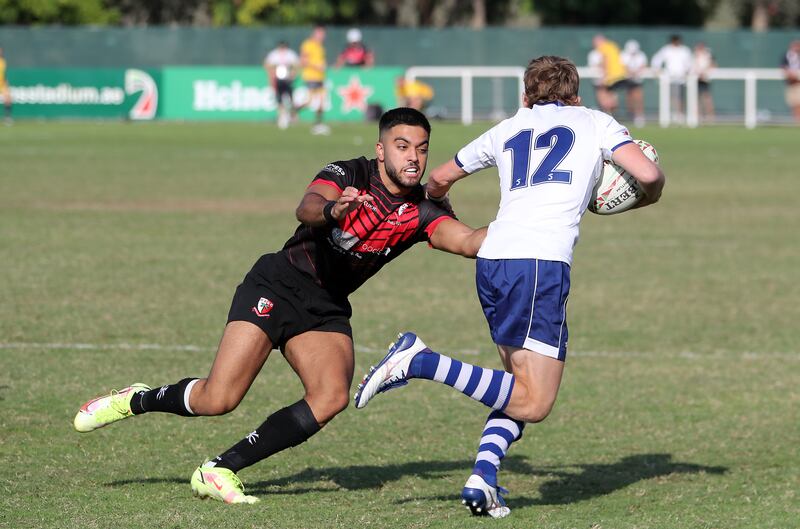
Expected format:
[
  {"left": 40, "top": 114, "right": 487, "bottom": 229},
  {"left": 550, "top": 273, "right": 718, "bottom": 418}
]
[{"left": 523, "top": 56, "right": 580, "bottom": 107}]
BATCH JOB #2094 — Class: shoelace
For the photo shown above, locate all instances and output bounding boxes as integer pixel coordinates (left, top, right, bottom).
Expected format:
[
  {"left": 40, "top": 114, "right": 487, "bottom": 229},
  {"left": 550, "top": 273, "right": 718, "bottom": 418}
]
[{"left": 109, "top": 388, "right": 129, "bottom": 415}]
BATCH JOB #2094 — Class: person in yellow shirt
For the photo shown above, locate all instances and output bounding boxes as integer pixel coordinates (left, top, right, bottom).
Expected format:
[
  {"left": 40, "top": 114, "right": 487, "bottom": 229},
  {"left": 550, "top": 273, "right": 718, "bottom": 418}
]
[
  {"left": 396, "top": 77, "right": 434, "bottom": 111},
  {"left": 0, "top": 47, "right": 12, "bottom": 123},
  {"left": 591, "top": 35, "right": 629, "bottom": 115},
  {"left": 300, "top": 25, "right": 329, "bottom": 135}
]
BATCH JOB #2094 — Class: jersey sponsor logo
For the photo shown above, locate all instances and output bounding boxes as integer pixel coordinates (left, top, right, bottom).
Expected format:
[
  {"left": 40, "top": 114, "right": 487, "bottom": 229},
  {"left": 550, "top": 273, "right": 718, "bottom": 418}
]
[
  {"left": 252, "top": 297, "right": 274, "bottom": 318},
  {"left": 357, "top": 241, "right": 391, "bottom": 256},
  {"left": 331, "top": 227, "right": 360, "bottom": 250},
  {"left": 322, "top": 163, "right": 346, "bottom": 177}
]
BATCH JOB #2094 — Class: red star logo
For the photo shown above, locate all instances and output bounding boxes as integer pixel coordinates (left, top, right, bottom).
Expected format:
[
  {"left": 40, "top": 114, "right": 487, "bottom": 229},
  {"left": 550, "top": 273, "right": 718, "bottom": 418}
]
[{"left": 336, "top": 76, "right": 374, "bottom": 113}]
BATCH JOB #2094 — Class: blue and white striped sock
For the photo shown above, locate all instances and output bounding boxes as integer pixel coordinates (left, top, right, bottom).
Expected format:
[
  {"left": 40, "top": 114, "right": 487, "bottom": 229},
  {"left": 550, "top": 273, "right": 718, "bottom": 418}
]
[
  {"left": 408, "top": 351, "right": 515, "bottom": 410},
  {"left": 471, "top": 410, "right": 525, "bottom": 487}
]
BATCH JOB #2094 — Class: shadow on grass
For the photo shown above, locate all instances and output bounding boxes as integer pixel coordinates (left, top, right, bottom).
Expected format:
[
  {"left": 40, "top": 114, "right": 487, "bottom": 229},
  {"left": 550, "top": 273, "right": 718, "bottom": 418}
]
[
  {"left": 397, "top": 453, "right": 727, "bottom": 508},
  {"left": 106, "top": 452, "right": 727, "bottom": 508},
  {"left": 517, "top": 453, "right": 726, "bottom": 506}
]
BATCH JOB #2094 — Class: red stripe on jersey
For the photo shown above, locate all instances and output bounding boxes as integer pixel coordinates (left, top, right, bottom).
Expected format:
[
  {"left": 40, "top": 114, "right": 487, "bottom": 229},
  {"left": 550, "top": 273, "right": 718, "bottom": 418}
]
[
  {"left": 308, "top": 179, "right": 344, "bottom": 194},
  {"left": 424, "top": 215, "right": 450, "bottom": 240},
  {"left": 368, "top": 182, "right": 399, "bottom": 205}
]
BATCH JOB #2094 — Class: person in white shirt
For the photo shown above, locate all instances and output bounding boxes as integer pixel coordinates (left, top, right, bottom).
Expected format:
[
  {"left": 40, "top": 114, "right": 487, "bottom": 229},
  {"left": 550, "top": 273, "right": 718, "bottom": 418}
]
[
  {"left": 781, "top": 40, "right": 800, "bottom": 122},
  {"left": 620, "top": 39, "right": 648, "bottom": 127},
  {"left": 651, "top": 34, "right": 692, "bottom": 122},
  {"left": 264, "top": 41, "right": 300, "bottom": 129},
  {"left": 354, "top": 56, "right": 665, "bottom": 519},
  {"left": 691, "top": 42, "right": 716, "bottom": 122}
]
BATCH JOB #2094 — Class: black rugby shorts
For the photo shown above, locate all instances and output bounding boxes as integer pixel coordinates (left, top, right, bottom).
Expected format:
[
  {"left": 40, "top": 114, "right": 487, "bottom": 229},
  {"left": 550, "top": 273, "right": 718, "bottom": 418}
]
[{"left": 227, "top": 253, "right": 352, "bottom": 348}]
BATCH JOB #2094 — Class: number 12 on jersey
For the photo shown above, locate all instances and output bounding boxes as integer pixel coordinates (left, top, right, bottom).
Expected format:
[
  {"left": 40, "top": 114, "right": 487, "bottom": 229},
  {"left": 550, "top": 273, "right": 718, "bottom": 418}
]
[{"left": 504, "top": 126, "right": 575, "bottom": 190}]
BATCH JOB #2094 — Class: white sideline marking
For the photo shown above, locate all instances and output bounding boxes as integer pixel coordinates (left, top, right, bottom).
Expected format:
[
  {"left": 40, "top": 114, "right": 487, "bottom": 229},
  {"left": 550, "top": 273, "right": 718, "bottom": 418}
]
[
  {"left": 0, "top": 342, "right": 796, "bottom": 360},
  {"left": 0, "top": 342, "right": 214, "bottom": 352}
]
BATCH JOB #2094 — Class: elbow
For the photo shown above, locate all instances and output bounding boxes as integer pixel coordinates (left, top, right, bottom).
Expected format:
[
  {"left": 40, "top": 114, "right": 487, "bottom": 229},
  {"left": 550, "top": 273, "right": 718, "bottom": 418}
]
[{"left": 642, "top": 171, "right": 665, "bottom": 204}]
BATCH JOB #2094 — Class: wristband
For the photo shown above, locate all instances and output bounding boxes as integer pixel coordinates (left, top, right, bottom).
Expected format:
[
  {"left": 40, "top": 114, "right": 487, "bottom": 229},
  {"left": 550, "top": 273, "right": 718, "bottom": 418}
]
[
  {"left": 425, "top": 191, "right": 448, "bottom": 203},
  {"left": 322, "top": 200, "right": 338, "bottom": 225}
]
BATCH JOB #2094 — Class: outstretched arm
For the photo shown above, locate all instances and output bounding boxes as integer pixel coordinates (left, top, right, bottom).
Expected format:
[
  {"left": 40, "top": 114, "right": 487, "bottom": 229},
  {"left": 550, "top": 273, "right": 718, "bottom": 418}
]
[
  {"left": 296, "top": 183, "right": 374, "bottom": 227},
  {"left": 429, "top": 218, "right": 487, "bottom": 258},
  {"left": 425, "top": 159, "right": 470, "bottom": 200},
  {"left": 611, "top": 142, "right": 665, "bottom": 208}
]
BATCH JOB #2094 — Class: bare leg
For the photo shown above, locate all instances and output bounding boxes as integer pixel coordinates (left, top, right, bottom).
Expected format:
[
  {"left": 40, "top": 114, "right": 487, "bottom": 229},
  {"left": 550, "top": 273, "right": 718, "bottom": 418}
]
[
  {"left": 189, "top": 321, "right": 272, "bottom": 415},
  {"left": 283, "top": 330, "right": 354, "bottom": 426},
  {"left": 497, "top": 345, "right": 564, "bottom": 423}
]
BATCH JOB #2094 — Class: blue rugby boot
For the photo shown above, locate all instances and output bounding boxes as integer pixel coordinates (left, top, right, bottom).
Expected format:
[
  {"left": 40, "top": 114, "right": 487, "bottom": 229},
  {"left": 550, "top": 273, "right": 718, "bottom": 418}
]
[
  {"left": 461, "top": 474, "right": 511, "bottom": 518},
  {"left": 353, "top": 332, "right": 430, "bottom": 409}
]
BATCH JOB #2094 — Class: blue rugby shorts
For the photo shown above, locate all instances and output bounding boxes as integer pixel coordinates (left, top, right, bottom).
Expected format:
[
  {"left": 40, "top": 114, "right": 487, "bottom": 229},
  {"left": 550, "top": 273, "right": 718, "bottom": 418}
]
[{"left": 476, "top": 258, "right": 570, "bottom": 361}]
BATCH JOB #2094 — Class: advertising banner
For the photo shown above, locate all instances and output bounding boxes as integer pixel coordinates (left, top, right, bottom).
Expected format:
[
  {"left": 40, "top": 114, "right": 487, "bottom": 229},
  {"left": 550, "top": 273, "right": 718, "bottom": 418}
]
[
  {"left": 7, "top": 68, "right": 160, "bottom": 120},
  {"left": 159, "top": 66, "right": 403, "bottom": 121}
]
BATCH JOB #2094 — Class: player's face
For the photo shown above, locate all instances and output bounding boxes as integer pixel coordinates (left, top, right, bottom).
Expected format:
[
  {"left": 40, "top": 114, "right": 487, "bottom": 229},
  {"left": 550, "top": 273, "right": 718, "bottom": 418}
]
[{"left": 377, "top": 125, "right": 429, "bottom": 192}]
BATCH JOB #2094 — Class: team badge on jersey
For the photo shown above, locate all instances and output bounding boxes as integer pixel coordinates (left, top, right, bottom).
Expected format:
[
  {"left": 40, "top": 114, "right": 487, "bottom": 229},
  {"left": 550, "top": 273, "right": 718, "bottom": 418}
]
[{"left": 252, "top": 297, "right": 274, "bottom": 318}]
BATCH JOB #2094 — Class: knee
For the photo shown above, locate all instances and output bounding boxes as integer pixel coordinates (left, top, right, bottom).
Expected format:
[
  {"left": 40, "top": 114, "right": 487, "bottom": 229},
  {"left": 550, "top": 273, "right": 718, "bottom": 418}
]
[
  {"left": 191, "top": 383, "right": 242, "bottom": 416},
  {"left": 516, "top": 400, "right": 555, "bottom": 424},
  {"left": 202, "top": 397, "right": 240, "bottom": 416},
  {"left": 306, "top": 387, "right": 349, "bottom": 424}
]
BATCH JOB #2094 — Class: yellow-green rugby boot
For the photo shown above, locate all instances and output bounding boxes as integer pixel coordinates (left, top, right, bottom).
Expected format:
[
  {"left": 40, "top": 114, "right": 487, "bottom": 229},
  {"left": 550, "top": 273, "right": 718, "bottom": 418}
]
[
  {"left": 191, "top": 464, "right": 259, "bottom": 504},
  {"left": 73, "top": 383, "right": 150, "bottom": 432}
]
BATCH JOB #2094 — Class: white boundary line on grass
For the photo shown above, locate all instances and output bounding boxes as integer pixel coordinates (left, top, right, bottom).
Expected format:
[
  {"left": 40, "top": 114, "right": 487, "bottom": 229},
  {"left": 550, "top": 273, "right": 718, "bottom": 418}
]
[{"left": 0, "top": 342, "right": 797, "bottom": 360}]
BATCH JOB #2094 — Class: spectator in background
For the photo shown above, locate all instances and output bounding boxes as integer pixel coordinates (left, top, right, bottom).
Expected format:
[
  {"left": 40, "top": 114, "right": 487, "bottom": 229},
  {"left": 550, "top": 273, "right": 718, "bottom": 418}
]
[
  {"left": 0, "top": 47, "right": 12, "bottom": 124},
  {"left": 587, "top": 47, "right": 605, "bottom": 113},
  {"left": 651, "top": 34, "right": 692, "bottom": 123},
  {"left": 591, "top": 35, "right": 629, "bottom": 116},
  {"left": 396, "top": 77, "right": 434, "bottom": 112},
  {"left": 335, "top": 28, "right": 374, "bottom": 68},
  {"left": 692, "top": 42, "right": 716, "bottom": 123},
  {"left": 300, "top": 25, "right": 330, "bottom": 135},
  {"left": 781, "top": 40, "right": 800, "bottom": 122},
  {"left": 620, "top": 39, "right": 647, "bottom": 127},
  {"left": 264, "top": 41, "right": 300, "bottom": 130}
]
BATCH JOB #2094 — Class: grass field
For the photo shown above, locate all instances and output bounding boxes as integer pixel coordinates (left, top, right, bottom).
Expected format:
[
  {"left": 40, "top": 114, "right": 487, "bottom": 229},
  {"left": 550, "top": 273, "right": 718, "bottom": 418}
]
[{"left": 1, "top": 120, "right": 799, "bottom": 529}]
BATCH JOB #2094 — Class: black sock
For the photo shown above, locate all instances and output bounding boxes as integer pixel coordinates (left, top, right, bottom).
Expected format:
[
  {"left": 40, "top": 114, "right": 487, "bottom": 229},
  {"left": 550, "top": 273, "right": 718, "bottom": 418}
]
[
  {"left": 129, "top": 378, "right": 198, "bottom": 416},
  {"left": 211, "top": 399, "right": 321, "bottom": 473}
]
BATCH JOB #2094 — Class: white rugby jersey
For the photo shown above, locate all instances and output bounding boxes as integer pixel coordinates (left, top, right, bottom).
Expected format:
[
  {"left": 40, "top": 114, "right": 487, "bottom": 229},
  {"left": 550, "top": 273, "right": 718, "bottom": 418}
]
[
  {"left": 264, "top": 48, "right": 300, "bottom": 80},
  {"left": 455, "top": 103, "right": 632, "bottom": 265}
]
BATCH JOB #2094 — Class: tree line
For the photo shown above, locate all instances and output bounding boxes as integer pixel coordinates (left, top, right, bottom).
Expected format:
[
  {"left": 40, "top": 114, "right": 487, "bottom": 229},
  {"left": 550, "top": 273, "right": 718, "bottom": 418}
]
[{"left": 0, "top": 0, "right": 797, "bottom": 28}]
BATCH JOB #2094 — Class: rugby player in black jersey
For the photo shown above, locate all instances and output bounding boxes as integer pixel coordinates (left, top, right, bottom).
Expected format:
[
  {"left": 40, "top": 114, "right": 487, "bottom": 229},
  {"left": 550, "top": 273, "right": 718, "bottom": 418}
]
[{"left": 72, "top": 108, "right": 487, "bottom": 504}]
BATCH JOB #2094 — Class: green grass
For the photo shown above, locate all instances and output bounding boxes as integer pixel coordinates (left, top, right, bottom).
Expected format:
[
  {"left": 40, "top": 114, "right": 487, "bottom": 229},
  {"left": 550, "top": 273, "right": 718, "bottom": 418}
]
[{"left": 1, "top": 121, "right": 798, "bottom": 529}]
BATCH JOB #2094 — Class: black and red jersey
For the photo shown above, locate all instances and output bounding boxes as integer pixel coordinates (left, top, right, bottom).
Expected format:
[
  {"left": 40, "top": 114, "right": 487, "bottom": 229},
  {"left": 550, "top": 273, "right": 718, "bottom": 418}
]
[
  {"left": 338, "top": 44, "right": 372, "bottom": 66},
  {"left": 280, "top": 157, "right": 454, "bottom": 298}
]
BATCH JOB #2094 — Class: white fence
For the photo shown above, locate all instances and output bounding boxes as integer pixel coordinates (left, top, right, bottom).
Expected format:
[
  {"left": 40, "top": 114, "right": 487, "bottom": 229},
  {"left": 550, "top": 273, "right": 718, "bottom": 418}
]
[{"left": 405, "top": 66, "right": 790, "bottom": 128}]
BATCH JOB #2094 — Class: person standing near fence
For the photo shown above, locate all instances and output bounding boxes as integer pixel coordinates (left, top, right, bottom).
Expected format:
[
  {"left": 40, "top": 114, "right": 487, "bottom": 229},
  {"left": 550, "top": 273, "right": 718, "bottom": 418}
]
[
  {"left": 591, "top": 35, "right": 628, "bottom": 116},
  {"left": 782, "top": 40, "right": 800, "bottom": 122},
  {"left": 692, "top": 42, "right": 716, "bottom": 123},
  {"left": 335, "top": 28, "right": 374, "bottom": 68},
  {"left": 264, "top": 41, "right": 300, "bottom": 130},
  {"left": 620, "top": 39, "right": 647, "bottom": 127},
  {"left": 0, "top": 47, "right": 12, "bottom": 124},
  {"left": 300, "top": 25, "right": 330, "bottom": 135},
  {"left": 651, "top": 35, "right": 692, "bottom": 124}
]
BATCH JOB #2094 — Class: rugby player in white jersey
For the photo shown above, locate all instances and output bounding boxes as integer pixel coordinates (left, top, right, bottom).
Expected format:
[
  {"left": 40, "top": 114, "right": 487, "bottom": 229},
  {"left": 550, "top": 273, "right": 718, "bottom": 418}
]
[{"left": 355, "top": 56, "right": 665, "bottom": 518}]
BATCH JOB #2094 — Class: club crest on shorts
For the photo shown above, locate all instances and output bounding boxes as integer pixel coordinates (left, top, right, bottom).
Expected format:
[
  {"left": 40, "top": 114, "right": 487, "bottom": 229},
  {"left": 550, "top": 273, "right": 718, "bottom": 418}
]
[{"left": 252, "top": 297, "right": 274, "bottom": 318}]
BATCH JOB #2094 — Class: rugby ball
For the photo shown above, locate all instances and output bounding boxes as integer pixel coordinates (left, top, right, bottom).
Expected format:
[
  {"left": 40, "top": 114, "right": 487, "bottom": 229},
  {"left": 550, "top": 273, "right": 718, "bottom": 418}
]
[{"left": 589, "top": 139, "right": 659, "bottom": 215}]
